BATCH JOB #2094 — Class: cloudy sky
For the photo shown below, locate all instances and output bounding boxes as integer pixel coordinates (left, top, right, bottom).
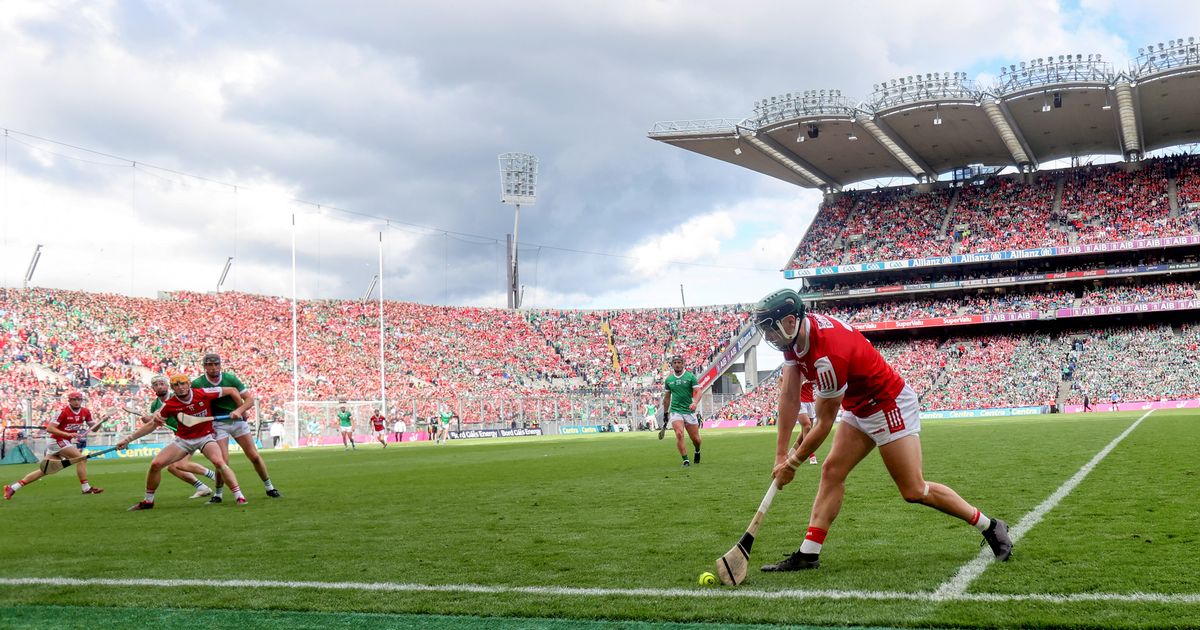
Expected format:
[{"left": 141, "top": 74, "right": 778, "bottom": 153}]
[{"left": 0, "top": 0, "right": 1196, "bottom": 309}]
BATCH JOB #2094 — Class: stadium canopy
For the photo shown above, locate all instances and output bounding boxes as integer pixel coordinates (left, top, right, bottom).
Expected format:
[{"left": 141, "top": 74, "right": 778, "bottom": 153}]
[{"left": 648, "top": 38, "right": 1200, "bottom": 191}]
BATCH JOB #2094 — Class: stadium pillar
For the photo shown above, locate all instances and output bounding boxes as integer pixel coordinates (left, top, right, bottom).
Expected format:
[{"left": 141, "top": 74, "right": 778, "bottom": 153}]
[{"left": 744, "top": 344, "right": 759, "bottom": 389}]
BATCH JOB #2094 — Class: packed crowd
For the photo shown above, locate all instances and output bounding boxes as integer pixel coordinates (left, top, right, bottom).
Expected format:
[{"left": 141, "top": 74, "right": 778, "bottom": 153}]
[
  {"left": 839, "top": 188, "right": 955, "bottom": 263},
  {"left": 786, "top": 155, "right": 1200, "bottom": 270},
  {"left": 1064, "top": 324, "right": 1200, "bottom": 405},
  {"left": 821, "top": 289, "right": 1075, "bottom": 322},
  {"left": 1078, "top": 280, "right": 1196, "bottom": 306},
  {"left": 0, "top": 287, "right": 747, "bottom": 426},
  {"left": 1060, "top": 161, "right": 1183, "bottom": 244}
]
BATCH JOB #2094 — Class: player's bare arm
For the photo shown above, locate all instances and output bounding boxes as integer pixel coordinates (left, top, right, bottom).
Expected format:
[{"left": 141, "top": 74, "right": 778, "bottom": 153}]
[
  {"left": 689, "top": 385, "right": 701, "bottom": 412},
  {"left": 774, "top": 363, "right": 803, "bottom": 467},
  {"left": 229, "top": 388, "right": 254, "bottom": 419},
  {"left": 117, "top": 420, "right": 161, "bottom": 449},
  {"left": 772, "top": 392, "right": 841, "bottom": 488}
]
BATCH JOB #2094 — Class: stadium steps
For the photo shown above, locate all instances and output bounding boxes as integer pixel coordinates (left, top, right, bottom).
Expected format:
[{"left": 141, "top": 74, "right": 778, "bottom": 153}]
[
  {"left": 1056, "top": 379, "right": 1071, "bottom": 407},
  {"left": 938, "top": 187, "right": 961, "bottom": 238},
  {"left": 1052, "top": 176, "right": 1065, "bottom": 217},
  {"left": 1168, "top": 177, "right": 1180, "bottom": 217}
]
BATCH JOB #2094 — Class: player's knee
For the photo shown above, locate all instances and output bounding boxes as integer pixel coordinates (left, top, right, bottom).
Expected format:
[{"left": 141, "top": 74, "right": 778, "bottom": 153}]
[
  {"left": 900, "top": 482, "right": 930, "bottom": 504},
  {"left": 819, "top": 462, "right": 849, "bottom": 485}
]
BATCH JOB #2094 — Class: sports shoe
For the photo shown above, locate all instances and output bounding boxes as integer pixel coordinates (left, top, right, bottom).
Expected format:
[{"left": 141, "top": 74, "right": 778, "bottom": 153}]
[
  {"left": 808, "top": 455, "right": 819, "bottom": 465},
  {"left": 127, "top": 501, "right": 154, "bottom": 511},
  {"left": 82, "top": 487, "right": 104, "bottom": 494},
  {"left": 236, "top": 497, "right": 248, "bottom": 505},
  {"left": 693, "top": 452, "right": 701, "bottom": 464},
  {"left": 189, "top": 486, "right": 213, "bottom": 499},
  {"left": 266, "top": 489, "right": 281, "bottom": 498},
  {"left": 682, "top": 459, "right": 690, "bottom": 468},
  {"left": 206, "top": 495, "right": 223, "bottom": 505},
  {"left": 4, "top": 485, "right": 14, "bottom": 500},
  {"left": 982, "top": 518, "right": 1013, "bottom": 561},
  {"left": 761, "top": 549, "right": 821, "bottom": 572}
]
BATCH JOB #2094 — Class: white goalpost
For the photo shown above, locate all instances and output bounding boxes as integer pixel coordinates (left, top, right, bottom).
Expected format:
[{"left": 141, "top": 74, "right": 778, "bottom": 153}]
[{"left": 281, "top": 400, "right": 384, "bottom": 448}]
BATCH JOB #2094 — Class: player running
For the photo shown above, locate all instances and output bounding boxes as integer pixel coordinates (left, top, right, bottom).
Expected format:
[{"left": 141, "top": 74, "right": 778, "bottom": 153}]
[
  {"left": 193, "top": 354, "right": 280, "bottom": 501},
  {"left": 147, "top": 375, "right": 217, "bottom": 498},
  {"left": 752, "top": 289, "right": 1012, "bottom": 572},
  {"left": 369, "top": 409, "right": 388, "bottom": 448},
  {"left": 4, "top": 392, "right": 105, "bottom": 500},
  {"left": 337, "top": 405, "right": 356, "bottom": 450},
  {"left": 662, "top": 355, "right": 702, "bottom": 467},
  {"left": 119, "top": 375, "right": 248, "bottom": 510}
]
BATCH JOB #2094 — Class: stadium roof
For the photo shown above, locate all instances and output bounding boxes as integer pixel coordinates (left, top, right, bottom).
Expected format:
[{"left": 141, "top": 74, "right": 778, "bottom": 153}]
[{"left": 649, "top": 38, "right": 1200, "bottom": 190}]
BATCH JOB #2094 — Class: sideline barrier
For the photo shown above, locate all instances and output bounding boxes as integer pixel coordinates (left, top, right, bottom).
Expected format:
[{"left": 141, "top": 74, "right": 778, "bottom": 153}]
[{"left": 919, "top": 406, "right": 1047, "bottom": 420}]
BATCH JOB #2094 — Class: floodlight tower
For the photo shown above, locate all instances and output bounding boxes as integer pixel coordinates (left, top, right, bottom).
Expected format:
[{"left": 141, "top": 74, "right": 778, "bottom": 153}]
[
  {"left": 23, "top": 244, "right": 42, "bottom": 289},
  {"left": 498, "top": 152, "right": 538, "bottom": 309}
]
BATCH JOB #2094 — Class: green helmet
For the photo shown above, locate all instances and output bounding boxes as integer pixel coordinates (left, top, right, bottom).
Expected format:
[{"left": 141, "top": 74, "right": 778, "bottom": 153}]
[{"left": 752, "top": 288, "right": 806, "bottom": 351}]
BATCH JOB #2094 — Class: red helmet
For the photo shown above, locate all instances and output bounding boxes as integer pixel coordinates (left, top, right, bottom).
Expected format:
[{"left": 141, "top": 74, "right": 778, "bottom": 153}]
[{"left": 67, "top": 391, "right": 83, "bottom": 401}]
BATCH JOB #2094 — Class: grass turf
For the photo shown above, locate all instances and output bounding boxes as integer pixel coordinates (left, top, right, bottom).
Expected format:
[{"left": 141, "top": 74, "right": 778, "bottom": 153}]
[{"left": 1, "top": 410, "right": 1198, "bottom": 628}]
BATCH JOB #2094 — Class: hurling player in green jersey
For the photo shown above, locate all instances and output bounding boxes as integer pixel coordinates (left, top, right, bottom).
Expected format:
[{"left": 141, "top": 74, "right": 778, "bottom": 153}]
[
  {"left": 662, "top": 355, "right": 703, "bottom": 467},
  {"left": 147, "top": 375, "right": 217, "bottom": 498},
  {"left": 192, "top": 353, "right": 278, "bottom": 501},
  {"left": 337, "top": 405, "right": 356, "bottom": 450},
  {"left": 436, "top": 407, "right": 453, "bottom": 445}
]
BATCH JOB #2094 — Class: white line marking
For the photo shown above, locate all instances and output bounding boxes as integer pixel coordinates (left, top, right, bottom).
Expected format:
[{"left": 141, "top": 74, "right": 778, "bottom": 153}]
[
  {"left": 933, "top": 409, "right": 1155, "bottom": 600},
  {"left": 0, "top": 576, "right": 1198, "bottom": 605}
]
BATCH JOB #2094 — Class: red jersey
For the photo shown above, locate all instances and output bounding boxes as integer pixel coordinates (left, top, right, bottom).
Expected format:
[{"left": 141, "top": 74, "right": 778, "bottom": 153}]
[
  {"left": 800, "top": 380, "right": 814, "bottom": 404},
  {"left": 50, "top": 405, "right": 92, "bottom": 444},
  {"left": 159, "top": 388, "right": 222, "bottom": 440},
  {"left": 783, "top": 313, "right": 905, "bottom": 417},
  {"left": 370, "top": 414, "right": 386, "bottom": 431}
]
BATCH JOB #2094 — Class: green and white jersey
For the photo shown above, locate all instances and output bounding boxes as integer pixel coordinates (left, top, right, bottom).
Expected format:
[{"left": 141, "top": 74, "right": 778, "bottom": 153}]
[
  {"left": 149, "top": 396, "right": 177, "bottom": 431},
  {"left": 191, "top": 372, "right": 247, "bottom": 418},
  {"left": 439, "top": 411, "right": 453, "bottom": 427},
  {"left": 664, "top": 371, "right": 699, "bottom": 414},
  {"left": 644, "top": 404, "right": 656, "bottom": 417},
  {"left": 337, "top": 411, "right": 353, "bottom": 427}
]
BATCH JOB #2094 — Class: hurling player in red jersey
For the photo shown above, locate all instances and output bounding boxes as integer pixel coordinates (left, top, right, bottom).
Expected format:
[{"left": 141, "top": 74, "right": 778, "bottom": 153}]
[
  {"left": 117, "top": 375, "right": 248, "bottom": 510},
  {"left": 5, "top": 392, "right": 106, "bottom": 500},
  {"left": 751, "top": 289, "right": 1012, "bottom": 572},
  {"left": 369, "top": 409, "right": 388, "bottom": 448}
]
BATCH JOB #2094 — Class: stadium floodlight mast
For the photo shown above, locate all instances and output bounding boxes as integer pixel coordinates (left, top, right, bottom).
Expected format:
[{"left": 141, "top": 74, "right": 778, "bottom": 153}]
[
  {"left": 23, "top": 244, "right": 42, "bottom": 289},
  {"left": 498, "top": 152, "right": 538, "bottom": 309},
  {"left": 216, "top": 256, "right": 233, "bottom": 293}
]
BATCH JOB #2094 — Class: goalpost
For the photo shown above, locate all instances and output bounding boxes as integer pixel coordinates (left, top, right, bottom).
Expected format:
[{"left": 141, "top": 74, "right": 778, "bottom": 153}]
[{"left": 281, "top": 400, "right": 384, "bottom": 448}]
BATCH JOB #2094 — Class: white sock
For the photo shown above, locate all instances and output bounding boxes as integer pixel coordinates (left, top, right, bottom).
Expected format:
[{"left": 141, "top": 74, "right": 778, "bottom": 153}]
[
  {"left": 203, "top": 469, "right": 216, "bottom": 480},
  {"left": 215, "top": 487, "right": 225, "bottom": 498},
  {"left": 263, "top": 478, "right": 274, "bottom": 491},
  {"left": 10, "top": 481, "right": 23, "bottom": 492},
  {"left": 144, "top": 491, "right": 156, "bottom": 503},
  {"left": 80, "top": 482, "right": 91, "bottom": 492},
  {"left": 232, "top": 486, "right": 245, "bottom": 500},
  {"left": 799, "top": 539, "right": 823, "bottom": 554},
  {"left": 192, "top": 480, "right": 206, "bottom": 490},
  {"left": 971, "top": 509, "right": 992, "bottom": 533}
]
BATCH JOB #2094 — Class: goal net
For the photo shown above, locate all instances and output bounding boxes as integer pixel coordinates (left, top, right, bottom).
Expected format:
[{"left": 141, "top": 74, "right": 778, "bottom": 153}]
[{"left": 281, "top": 400, "right": 384, "bottom": 448}]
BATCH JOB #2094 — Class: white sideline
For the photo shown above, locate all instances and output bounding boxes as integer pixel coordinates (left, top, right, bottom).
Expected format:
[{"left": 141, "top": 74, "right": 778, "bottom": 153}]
[
  {"left": 1, "top": 576, "right": 1198, "bottom": 605},
  {"left": 933, "top": 409, "right": 1156, "bottom": 600}
]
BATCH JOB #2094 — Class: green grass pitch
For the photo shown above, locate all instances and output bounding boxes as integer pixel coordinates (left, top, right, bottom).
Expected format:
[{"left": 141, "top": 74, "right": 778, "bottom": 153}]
[{"left": 1, "top": 410, "right": 1198, "bottom": 629}]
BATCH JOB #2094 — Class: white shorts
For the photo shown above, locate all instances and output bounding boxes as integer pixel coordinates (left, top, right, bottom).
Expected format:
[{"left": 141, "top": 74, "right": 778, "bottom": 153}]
[
  {"left": 799, "top": 401, "right": 816, "bottom": 419},
  {"left": 838, "top": 384, "right": 921, "bottom": 447},
  {"left": 372, "top": 429, "right": 386, "bottom": 437},
  {"left": 339, "top": 425, "right": 354, "bottom": 434},
  {"left": 45, "top": 439, "right": 74, "bottom": 456},
  {"left": 172, "top": 434, "right": 219, "bottom": 455},
  {"left": 215, "top": 420, "right": 253, "bottom": 440},
  {"left": 669, "top": 412, "right": 699, "bottom": 426}
]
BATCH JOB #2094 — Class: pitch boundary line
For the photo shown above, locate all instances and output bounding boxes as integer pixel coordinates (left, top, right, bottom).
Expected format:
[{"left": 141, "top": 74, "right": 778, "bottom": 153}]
[
  {"left": 933, "top": 409, "right": 1156, "bottom": 600},
  {"left": 1, "top": 576, "right": 1198, "bottom": 605}
]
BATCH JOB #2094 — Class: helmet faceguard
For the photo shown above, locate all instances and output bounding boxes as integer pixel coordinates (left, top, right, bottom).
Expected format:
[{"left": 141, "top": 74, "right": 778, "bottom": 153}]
[{"left": 752, "top": 289, "right": 806, "bottom": 352}]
